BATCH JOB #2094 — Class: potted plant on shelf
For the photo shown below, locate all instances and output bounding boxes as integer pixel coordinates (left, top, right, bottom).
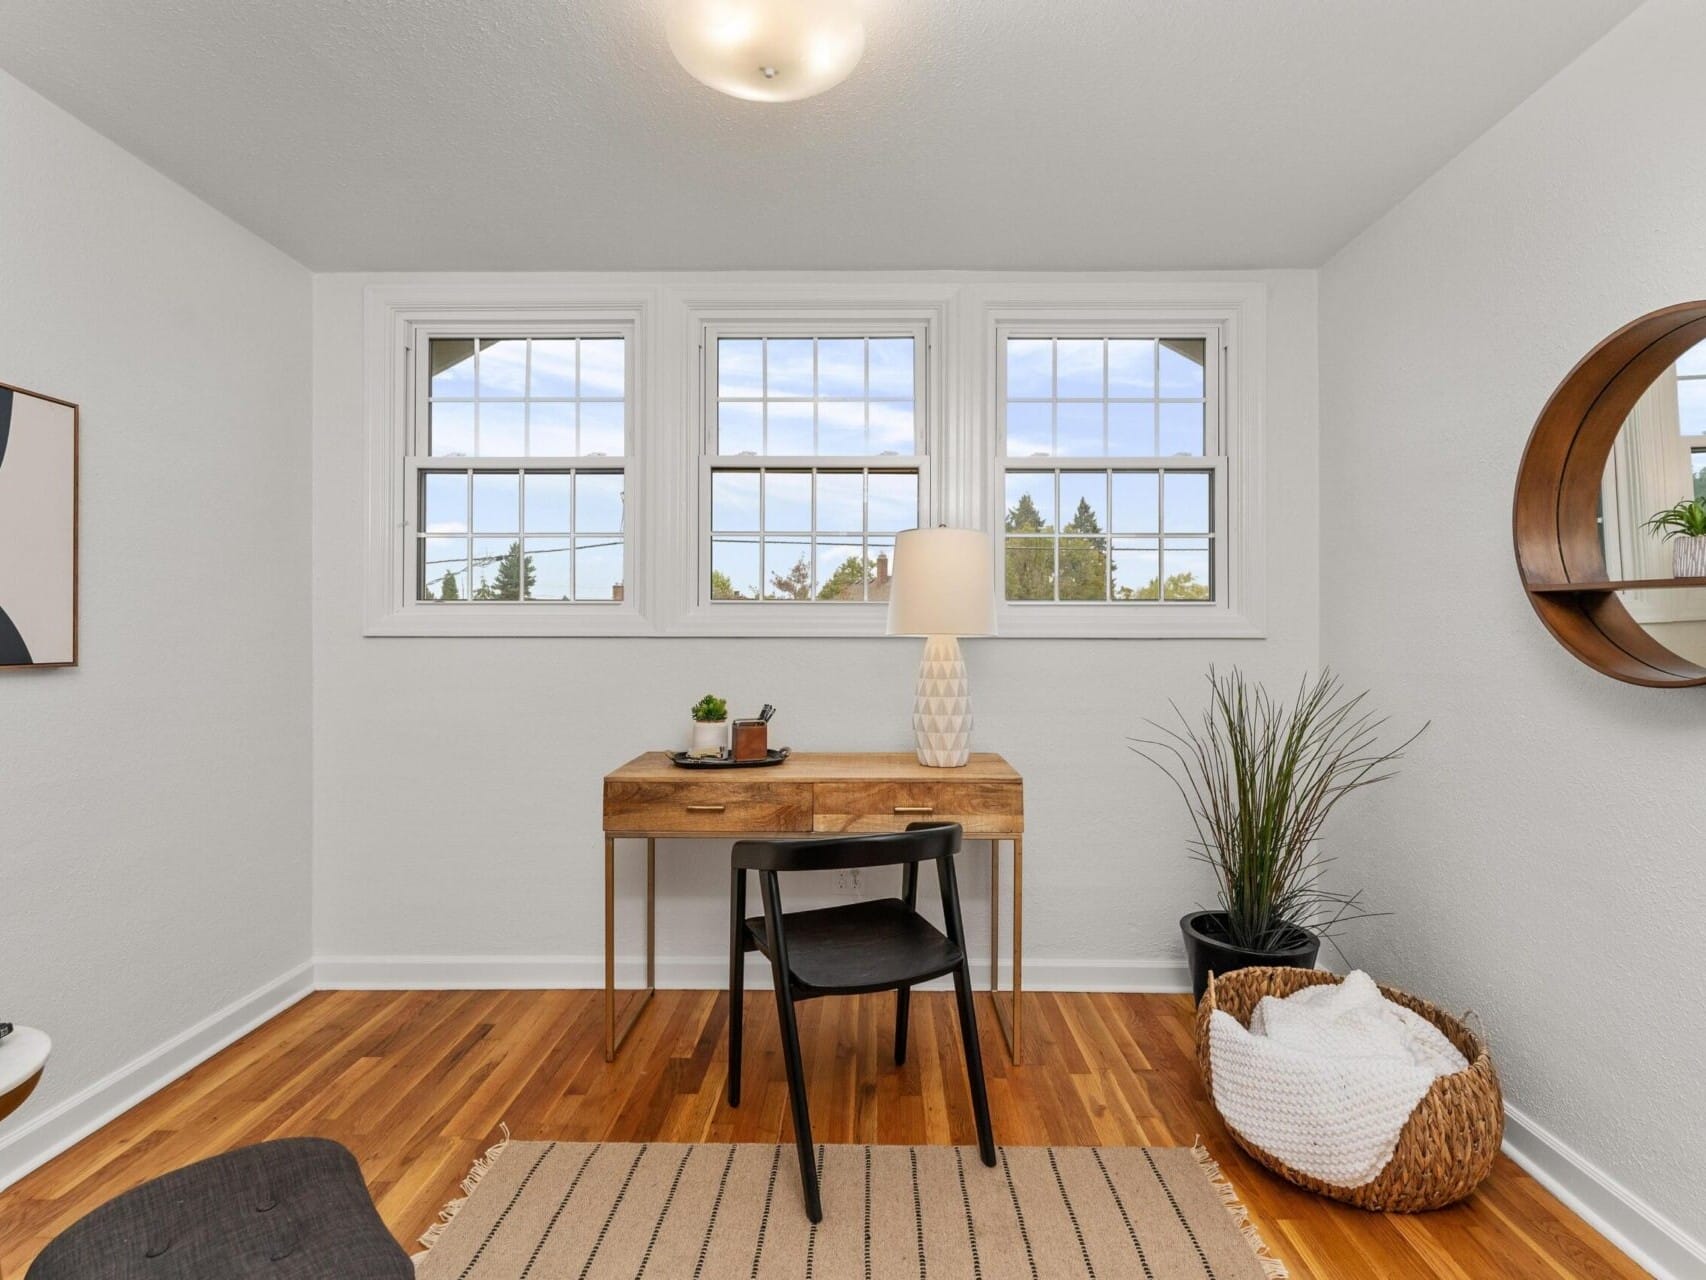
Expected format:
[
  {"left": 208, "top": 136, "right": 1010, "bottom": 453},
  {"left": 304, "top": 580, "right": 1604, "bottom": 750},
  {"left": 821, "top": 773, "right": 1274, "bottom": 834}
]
[
  {"left": 689, "top": 694, "right": 729, "bottom": 757},
  {"left": 1642, "top": 497, "right": 1706, "bottom": 577},
  {"left": 1134, "top": 668, "right": 1425, "bottom": 1002}
]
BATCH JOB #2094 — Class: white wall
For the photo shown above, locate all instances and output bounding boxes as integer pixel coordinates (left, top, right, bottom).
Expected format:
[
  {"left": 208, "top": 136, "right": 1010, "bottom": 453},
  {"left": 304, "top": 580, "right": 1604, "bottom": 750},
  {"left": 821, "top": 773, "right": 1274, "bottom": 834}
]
[
  {"left": 5, "top": 0, "right": 1704, "bottom": 1264},
  {"left": 6, "top": 1, "right": 1701, "bottom": 1264},
  {"left": 1320, "top": 0, "right": 1706, "bottom": 1261},
  {"left": 0, "top": 70, "right": 312, "bottom": 1181},
  {"left": 310, "top": 271, "right": 1320, "bottom": 984}
]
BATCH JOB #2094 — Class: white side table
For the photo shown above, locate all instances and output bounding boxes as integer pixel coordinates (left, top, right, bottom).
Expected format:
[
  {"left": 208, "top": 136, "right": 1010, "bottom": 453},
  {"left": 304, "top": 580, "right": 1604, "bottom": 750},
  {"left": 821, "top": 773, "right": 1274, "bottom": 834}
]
[
  {"left": 0, "top": 1026, "right": 50, "bottom": 1125},
  {"left": 0, "top": 1028, "right": 48, "bottom": 1278}
]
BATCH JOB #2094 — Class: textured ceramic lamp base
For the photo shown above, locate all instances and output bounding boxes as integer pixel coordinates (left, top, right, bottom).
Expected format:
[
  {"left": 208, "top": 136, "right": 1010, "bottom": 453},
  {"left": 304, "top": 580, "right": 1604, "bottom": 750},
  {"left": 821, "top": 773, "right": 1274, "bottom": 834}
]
[{"left": 913, "top": 634, "right": 972, "bottom": 767}]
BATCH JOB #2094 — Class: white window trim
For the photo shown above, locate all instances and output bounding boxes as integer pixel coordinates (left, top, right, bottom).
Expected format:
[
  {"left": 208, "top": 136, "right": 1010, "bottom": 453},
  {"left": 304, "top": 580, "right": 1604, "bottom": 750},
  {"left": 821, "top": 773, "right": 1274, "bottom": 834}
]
[
  {"left": 362, "top": 284, "right": 662, "bottom": 636},
  {"left": 657, "top": 288, "right": 953, "bottom": 637},
  {"left": 363, "top": 277, "right": 1266, "bottom": 640},
  {"left": 963, "top": 283, "right": 1267, "bottom": 638}
]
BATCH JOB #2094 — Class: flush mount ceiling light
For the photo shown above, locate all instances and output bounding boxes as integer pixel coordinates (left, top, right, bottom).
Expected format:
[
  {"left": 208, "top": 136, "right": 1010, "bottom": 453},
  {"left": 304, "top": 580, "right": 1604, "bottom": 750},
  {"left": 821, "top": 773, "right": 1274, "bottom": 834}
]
[{"left": 667, "top": 0, "right": 865, "bottom": 103}]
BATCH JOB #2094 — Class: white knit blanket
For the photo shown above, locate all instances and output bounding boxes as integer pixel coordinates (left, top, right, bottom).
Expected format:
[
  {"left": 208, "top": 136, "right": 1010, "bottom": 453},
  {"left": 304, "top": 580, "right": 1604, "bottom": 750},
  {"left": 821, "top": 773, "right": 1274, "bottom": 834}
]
[{"left": 1208, "top": 970, "right": 1468, "bottom": 1187}]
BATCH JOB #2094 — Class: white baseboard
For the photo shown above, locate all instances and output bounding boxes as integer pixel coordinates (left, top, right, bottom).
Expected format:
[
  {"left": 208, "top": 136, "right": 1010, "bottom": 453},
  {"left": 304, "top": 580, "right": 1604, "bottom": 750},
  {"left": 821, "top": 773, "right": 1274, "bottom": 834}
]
[
  {"left": 0, "top": 962, "right": 315, "bottom": 1194},
  {"left": 313, "top": 953, "right": 1192, "bottom": 994},
  {"left": 1503, "top": 1103, "right": 1706, "bottom": 1280}
]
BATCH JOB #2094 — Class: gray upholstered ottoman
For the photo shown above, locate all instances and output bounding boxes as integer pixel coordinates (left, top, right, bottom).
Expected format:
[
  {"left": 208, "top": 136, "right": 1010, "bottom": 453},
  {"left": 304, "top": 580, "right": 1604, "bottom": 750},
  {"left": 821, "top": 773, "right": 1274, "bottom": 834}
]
[{"left": 27, "top": 1137, "right": 414, "bottom": 1279}]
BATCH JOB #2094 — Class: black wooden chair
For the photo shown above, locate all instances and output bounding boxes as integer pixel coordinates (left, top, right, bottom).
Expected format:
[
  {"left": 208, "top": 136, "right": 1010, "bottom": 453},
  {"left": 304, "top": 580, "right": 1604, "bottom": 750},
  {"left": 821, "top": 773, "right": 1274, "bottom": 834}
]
[{"left": 727, "top": 822, "right": 997, "bottom": 1222}]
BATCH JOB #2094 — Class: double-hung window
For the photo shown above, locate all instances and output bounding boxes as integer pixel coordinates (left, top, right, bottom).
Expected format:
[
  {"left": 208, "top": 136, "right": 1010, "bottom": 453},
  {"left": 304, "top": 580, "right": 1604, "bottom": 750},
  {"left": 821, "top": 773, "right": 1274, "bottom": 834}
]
[
  {"left": 700, "top": 325, "right": 927, "bottom": 615},
  {"left": 416, "top": 335, "right": 628, "bottom": 605},
  {"left": 367, "top": 281, "right": 1263, "bottom": 638},
  {"left": 996, "top": 326, "right": 1224, "bottom": 619},
  {"left": 383, "top": 316, "right": 642, "bottom": 635}
]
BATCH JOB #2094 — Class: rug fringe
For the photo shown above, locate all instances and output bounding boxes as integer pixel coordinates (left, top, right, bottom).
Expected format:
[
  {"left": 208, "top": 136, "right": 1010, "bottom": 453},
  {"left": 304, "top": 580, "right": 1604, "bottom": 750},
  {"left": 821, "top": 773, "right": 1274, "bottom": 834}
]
[
  {"left": 415, "top": 1124, "right": 512, "bottom": 1255},
  {"left": 1191, "top": 1141, "right": 1290, "bottom": 1280}
]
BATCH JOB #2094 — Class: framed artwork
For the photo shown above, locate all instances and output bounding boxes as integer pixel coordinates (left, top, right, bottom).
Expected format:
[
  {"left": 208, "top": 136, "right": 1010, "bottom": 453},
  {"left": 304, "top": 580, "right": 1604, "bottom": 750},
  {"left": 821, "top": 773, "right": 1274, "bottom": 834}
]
[{"left": 0, "top": 382, "right": 78, "bottom": 669}]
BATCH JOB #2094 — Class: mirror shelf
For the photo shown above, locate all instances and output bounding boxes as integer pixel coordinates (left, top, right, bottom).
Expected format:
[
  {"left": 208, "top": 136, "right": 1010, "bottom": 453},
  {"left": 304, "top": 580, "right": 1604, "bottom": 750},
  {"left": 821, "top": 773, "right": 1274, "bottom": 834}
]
[{"left": 1525, "top": 576, "right": 1706, "bottom": 594}]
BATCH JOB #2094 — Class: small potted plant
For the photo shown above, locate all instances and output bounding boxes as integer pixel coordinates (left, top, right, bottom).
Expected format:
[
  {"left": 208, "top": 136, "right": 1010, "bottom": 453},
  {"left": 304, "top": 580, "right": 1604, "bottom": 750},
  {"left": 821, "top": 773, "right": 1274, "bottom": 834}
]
[
  {"left": 1133, "top": 668, "right": 1424, "bottom": 1002},
  {"left": 1642, "top": 497, "right": 1706, "bottom": 577},
  {"left": 689, "top": 694, "right": 729, "bottom": 756}
]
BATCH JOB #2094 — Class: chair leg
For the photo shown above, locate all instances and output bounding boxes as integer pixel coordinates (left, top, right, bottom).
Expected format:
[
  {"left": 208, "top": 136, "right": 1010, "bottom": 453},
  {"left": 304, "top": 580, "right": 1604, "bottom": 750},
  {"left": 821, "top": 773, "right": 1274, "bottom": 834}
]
[
  {"left": 770, "top": 975, "right": 821, "bottom": 1221},
  {"left": 754, "top": 869, "right": 821, "bottom": 1222},
  {"left": 728, "top": 867, "right": 746, "bottom": 1108},
  {"left": 952, "top": 961, "right": 997, "bottom": 1166},
  {"left": 895, "top": 859, "right": 919, "bottom": 1066}
]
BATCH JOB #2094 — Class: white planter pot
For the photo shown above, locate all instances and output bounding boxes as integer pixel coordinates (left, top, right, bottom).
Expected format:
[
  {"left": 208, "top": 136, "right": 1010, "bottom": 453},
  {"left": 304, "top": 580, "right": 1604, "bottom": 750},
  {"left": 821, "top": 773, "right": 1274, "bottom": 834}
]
[
  {"left": 1674, "top": 535, "right": 1706, "bottom": 578},
  {"left": 690, "top": 719, "right": 727, "bottom": 754}
]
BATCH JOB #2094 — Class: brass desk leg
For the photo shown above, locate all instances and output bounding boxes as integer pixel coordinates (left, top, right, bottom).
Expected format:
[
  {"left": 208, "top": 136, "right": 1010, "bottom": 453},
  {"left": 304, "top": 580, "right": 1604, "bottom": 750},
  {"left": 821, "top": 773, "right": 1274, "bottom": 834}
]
[
  {"left": 989, "top": 837, "right": 999, "bottom": 1001},
  {"left": 988, "top": 836, "right": 1024, "bottom": 1064},
  {"left": 604, "top": 834, "right": 657, "bottom": 1062},
  {"left": 645, "top": 837, "right": 656, "bottom": 991}
]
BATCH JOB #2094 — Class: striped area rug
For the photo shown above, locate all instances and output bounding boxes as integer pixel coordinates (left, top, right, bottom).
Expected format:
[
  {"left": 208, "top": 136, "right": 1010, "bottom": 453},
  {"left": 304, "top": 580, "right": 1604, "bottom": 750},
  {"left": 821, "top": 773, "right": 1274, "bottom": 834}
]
[{"left": 414, "top": 1139, "right": 1286, "bottom": 1279}]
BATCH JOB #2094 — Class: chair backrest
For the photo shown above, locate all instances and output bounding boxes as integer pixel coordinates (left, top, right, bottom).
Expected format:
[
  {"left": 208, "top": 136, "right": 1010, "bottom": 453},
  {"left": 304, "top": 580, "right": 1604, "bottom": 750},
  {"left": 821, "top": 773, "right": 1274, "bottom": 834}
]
[{"left": 732, "top": 822, "right": 961, "bottom": 873}]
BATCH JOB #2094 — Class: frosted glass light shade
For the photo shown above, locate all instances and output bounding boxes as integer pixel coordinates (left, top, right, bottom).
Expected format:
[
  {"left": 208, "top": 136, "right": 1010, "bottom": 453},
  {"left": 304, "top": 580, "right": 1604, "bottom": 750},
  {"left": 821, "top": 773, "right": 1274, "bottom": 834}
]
[
  {"left": 667, "top": 0, "right": 866, "bottom": 103},
  {"left": 887, "top": 528, "right": 997, "bottom": 638}
]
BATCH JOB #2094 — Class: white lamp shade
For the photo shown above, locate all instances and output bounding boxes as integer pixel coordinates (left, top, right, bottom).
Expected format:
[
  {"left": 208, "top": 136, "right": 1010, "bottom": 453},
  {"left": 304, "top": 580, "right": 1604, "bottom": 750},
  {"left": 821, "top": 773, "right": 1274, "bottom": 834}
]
[
  {"left": 886, "top": 527, "right": 997, "bottom": 637},
  {"left": 666, "top": 0, "right": 866, "bottom": 103}
]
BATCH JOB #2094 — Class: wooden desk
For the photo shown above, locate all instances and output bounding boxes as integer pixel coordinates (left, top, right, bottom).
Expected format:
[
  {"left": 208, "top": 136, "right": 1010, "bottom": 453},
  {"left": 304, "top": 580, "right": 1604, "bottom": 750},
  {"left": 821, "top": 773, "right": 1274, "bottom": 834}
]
[{"left": 602, "top": 751, "right": 1024, "bottom": 1064}]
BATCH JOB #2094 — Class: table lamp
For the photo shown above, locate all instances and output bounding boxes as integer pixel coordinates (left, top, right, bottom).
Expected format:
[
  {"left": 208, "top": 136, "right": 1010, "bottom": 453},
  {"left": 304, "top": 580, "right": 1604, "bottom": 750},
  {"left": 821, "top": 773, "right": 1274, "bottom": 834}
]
[{"left": 886, "top": 527, "right": 997, "bottom": 767}]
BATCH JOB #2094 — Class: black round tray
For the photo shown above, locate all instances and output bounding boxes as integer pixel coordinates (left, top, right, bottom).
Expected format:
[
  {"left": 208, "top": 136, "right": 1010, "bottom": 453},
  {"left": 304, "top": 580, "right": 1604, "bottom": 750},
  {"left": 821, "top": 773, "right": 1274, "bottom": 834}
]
[{"left": 668, "top": 747, "right": 791, "bottom": 769}]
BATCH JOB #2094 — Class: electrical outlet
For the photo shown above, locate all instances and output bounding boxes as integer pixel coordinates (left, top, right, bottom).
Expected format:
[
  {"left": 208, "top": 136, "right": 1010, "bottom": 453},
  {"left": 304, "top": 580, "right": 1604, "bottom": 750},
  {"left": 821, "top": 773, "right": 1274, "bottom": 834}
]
[{"left": 834, "top": 868, "right": 862, "bottom": 895}]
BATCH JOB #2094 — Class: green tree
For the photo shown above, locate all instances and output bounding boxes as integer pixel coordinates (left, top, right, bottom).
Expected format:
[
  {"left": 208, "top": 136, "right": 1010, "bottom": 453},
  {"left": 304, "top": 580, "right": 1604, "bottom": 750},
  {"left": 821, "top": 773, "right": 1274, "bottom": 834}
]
[
  {"left": 1006, "top": 492, "right": 1048, "bottom": 534},
  {"left": 1058, "top": 497, "right": 1109, "bottom": 601},
  {"left": 816, "top": 555, "right": 871, "bottom": 601},
  {"left": 1004, "top": 489, "right": 1055, "bottom": 600},
  {"left": 439, "top": 569, "right": 461, "bottom": 601},
  {"left": 1115, "top": 568, "right": 1209, "bottom": 601},
  {"left": 474, "top": 541, "right": 535, "bottom": 601},
  {"left": 710, "top": 569, "right": 741, "bottom": 600},
  {"left": 1161, "top": 570, "right": 1210, "bottom": 601},
  {"left": 768, "top": 555, "right": 811, "bottom": 600}
]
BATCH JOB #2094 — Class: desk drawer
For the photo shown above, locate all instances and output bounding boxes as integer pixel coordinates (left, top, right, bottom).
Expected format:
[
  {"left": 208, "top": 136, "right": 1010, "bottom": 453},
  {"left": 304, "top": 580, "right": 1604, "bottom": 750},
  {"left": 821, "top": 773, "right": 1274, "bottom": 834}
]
[
  {"left": 812, "top": 781, "right": 1022, "bottom": 835},
  {"left": 604, "top": 780, "right": 813, "bottom": 834}
]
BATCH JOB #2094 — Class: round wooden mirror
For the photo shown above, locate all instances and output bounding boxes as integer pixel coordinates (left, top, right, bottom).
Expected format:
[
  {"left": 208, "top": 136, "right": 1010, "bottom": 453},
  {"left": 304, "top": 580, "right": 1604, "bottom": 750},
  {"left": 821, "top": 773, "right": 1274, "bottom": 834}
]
[{"left": 1515, "top": 301, "right": 1706, "bottom": 686}]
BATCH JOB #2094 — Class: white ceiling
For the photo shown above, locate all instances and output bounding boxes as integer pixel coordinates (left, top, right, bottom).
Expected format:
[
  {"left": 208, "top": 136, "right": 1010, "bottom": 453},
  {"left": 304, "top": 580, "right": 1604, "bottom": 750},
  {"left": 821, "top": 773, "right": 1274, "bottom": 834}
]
[{"left": 0, "top": 0, "right": 1641, "bottom": 271}]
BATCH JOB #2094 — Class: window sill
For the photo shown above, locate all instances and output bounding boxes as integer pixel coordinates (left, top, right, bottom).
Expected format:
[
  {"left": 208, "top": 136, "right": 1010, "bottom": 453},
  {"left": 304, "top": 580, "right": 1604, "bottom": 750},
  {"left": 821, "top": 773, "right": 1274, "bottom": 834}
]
[
  {"left": 992, "top": 603, "right": 1265, "bottom": 640},
  {"left": 362, "top": 602, "right": 1264, "bottom": 640},
  {"left": 364, "top": 603, "right": 657, "bottom": 638},
  {"left": 662, "top": 601, "right": 895, "bottom": 638}
]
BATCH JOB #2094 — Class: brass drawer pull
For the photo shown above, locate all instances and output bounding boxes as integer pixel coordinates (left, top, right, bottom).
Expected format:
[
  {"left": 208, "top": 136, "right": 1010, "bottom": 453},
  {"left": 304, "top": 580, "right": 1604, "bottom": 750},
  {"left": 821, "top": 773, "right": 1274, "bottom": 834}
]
[
  {"left": 685, "top": 803, "right": 727, "bottom": 813},
  {"left": 893, "top": 805, "right": 935, "bottom": 814}
]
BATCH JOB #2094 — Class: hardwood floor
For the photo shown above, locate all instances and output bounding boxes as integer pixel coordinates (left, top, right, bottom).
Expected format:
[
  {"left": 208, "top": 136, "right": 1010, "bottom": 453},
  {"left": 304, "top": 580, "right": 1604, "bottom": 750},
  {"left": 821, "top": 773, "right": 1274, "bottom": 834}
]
[{"left": 0, "top": 990, "right": 1643, "bottom": 1279}]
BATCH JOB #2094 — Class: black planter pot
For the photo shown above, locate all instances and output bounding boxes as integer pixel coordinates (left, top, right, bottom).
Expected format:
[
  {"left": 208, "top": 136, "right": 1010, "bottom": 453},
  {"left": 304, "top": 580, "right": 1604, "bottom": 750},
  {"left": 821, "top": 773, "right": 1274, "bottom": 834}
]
[{"left": 1180, "top": 910, "right": 1320, "bottom": 1004}]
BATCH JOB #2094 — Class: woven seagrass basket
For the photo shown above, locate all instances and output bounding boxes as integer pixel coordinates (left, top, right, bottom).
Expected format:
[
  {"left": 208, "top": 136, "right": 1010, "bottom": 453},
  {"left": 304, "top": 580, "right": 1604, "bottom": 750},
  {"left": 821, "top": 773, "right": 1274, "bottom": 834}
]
[{"left": 1195, "top": 966, "right": 1503, "bottom": 1212}]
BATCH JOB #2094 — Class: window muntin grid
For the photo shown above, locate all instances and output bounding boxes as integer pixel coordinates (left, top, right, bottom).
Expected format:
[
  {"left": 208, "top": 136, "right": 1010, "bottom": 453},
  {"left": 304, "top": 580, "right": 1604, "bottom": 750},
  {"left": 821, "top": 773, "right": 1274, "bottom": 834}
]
[
  {"left": 427, "top": 336, "right": 626, "bottom": 458},
  {"left": 1002, "top": 468, "right": 1215, "bottom": 603},
  {"left": 378, "top": 290, "right": 1261, "bottom": 639},
  {"left": 715, "top": 336, "right": 917, "bottom": 456},
  {"left": 1000, "top": 332, "right": 1218, "bottom": 606},
  {"left": 708, "top": 467, "right": 918, "bottom": 602},
  {"left": 417, "top": 468, "right": 625, "bottom": 603},
  {"left": 1004, "top": 336, "right": 1207, "bottom": 458}
]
